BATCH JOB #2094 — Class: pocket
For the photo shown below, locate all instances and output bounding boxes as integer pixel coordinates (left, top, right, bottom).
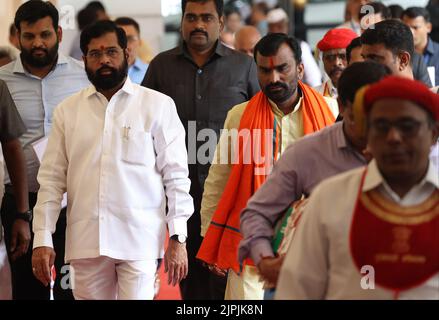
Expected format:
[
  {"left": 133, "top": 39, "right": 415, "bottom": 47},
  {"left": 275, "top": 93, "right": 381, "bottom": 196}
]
[{"left": 122, "top": 130, "right": 156, "bottom": 166}]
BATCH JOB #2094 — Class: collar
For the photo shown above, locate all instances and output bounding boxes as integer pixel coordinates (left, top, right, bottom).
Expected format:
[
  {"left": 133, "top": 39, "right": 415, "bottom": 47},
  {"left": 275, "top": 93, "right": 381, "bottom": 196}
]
[
  {"left": 424, "top": 37, "right": 435, "bottom": 56},
  {"left": 324, "top": 79, "right": 337, "bottom": 97},
  {"left": 131, "top": 57, "right": 148, "bottom": 71},
  {"left": 175, "top": 40, "right": 227, "bottom": 60},
  {"left": 85, "top": 76, "right": 135, "bottom": 98},
  {"left": 363, "top": 159, "right": 439, "bottom": 193},
  {"left": 334, "top": 121, "right": 350, "bottom": 149},
  {"left": 12, "top": 52, "right": 69, "bottom": 75}
]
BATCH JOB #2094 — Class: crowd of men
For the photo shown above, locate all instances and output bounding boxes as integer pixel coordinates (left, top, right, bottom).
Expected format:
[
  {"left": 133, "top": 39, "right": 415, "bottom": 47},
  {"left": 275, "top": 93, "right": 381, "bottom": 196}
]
[{"left": 0, "top": 0, "right": 437, "bottom": 300}]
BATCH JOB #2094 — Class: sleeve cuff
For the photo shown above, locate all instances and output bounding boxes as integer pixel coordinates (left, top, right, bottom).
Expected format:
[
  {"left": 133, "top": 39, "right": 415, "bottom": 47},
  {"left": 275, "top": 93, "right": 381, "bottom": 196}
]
[
  {"left": 32, "top": 231, "right": 53, "bottom": 250},
  {"left": 250, "top": 239, "right": 275, "bottom": 266},
  {"left": 168, "top": 218, "right": 187, "bottom": 238}
]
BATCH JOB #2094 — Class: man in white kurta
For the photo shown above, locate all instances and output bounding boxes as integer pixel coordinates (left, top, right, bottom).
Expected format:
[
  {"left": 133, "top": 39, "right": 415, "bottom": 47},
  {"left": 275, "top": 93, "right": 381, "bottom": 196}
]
[
  {"left": 31, "top": 21, "right": 193, "bottom": 300},
  {"left": 276, "top": 76, "right": 439, "bottom": 299}
]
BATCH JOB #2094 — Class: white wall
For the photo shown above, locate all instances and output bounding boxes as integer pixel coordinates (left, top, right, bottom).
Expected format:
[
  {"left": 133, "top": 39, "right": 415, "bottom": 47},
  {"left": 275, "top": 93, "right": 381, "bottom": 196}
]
[{"left": 57, "top": 0, "right": 163, "bottom": 58}]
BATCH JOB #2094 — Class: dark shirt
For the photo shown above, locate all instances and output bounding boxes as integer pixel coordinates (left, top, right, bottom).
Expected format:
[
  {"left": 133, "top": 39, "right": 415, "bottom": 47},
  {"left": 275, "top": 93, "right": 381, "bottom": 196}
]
[
  {"left": 0, "top": 80, "right": 26, "bottom": 142},
  {"left": 423, "top": 37, "right": 439, "bottom": 86},
  {"left": 142, "top": 41, "right": 260, "bottom": 189},
  {"left": 412, "top": 52, "right": 433, "bottom": 87}
]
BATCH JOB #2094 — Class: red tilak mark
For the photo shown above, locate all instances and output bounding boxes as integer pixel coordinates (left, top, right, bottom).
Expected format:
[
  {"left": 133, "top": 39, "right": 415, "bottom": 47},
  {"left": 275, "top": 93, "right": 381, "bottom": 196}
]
[
  {"left": 269, "top": 57, "right": 274, "bottom": 69},
  {"left": 100, "top": 45, "right": 105, "bottom": 50}
]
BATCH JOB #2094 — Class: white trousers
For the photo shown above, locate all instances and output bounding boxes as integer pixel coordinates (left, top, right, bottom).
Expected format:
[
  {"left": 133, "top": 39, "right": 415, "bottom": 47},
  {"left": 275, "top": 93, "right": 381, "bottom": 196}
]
[
  {"left": 70, "top": 256, "right": 157, "bottom": 300},
  {"left": 224, "top": 265, "right": 264, "bottom": 300},
  {"left": 0, "top": 229, "right": 12, "bottom": 300}
]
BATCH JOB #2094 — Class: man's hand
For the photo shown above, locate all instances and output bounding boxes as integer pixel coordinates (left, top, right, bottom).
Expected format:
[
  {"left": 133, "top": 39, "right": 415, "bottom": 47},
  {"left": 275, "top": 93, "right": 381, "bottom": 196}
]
[
  {"left": 164, "top": 239, "right": 188, "bottom": 286},
  {"left": 32, "top": 246, "right": 56, "bottom": 286},
  {"left": 257, "top": 255, "right": 285, "bottom": 287},
  {"left": 10, "top": 219, "right": 31, "bottom": 261},
  {"left": 201, "top": 261, "right": 227, "bottom": 277}
]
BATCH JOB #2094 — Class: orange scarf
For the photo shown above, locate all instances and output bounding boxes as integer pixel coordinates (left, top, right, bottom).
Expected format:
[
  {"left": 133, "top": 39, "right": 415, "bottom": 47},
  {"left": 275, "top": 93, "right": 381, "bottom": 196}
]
[{"left": 196, "top": 82, "right": 335, "bottom": 273}]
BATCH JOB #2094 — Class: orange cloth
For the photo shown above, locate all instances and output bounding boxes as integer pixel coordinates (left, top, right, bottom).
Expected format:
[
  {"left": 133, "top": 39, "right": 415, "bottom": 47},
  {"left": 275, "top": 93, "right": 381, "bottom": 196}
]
[{"left": 196, "top": 82, "right": 335, "bottom": 273}]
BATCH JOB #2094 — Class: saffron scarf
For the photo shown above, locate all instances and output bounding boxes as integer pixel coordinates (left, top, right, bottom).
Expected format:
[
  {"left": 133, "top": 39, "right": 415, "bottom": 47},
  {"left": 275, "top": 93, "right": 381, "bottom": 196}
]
[{"left": 197, "top": 82, "right": 335, "bottom": 273}]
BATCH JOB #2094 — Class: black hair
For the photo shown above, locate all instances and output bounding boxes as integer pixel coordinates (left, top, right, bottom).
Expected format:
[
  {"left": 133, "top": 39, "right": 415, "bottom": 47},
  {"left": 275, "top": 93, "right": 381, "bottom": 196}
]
[
  {"left": 338, "top": 61, "right": 392, "bottom": 105},
  {"left": 80, "top": 20, "right": 127, "bottom": 55},
  {"left": 14, "top": 0, "right": 59, "bottom": 32},
  {"left": 359, "top": 2, "right": 391, "bottom": 21},
  {"left": 85, "top": 1, "right": 106, "bottom": 13},
  {"left": 346, "top": 37, "right": 362, "bottom": 64},
  {"left": 224, "top": 7, "right": 241, "bottom": 18},
  {"left": 388, "top": 4, "right": 404, "bottom": 20},
  {"left": 361, "top": 20, "right": 415, "bottom": 59},
  {"left": 254, "top": 33, "right": 302, "bottom": 65},
  {"left": 182, "top": 0, "right": 224, "bottom": 18},
  {"left": 402, "top": 7, "right": 431, "bottom": 23},
  {"left": 77, "top": 8, "right": 98, "bottom": 31},
  {"left": 114, "top": 17, "right": 141, "bottom": 35}
]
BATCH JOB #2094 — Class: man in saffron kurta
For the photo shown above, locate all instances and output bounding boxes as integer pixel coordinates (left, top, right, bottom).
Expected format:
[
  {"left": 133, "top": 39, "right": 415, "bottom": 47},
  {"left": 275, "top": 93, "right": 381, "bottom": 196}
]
[
  {"left": 276, "top": 76, "right": 439, "bottom": 299},
  {"left": 197, "top": 33, "right": 338, "bottom": 300}
]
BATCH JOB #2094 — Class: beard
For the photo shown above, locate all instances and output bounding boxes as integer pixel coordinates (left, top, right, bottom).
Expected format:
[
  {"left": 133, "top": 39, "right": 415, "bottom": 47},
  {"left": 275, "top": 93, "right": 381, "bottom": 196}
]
[
  {"left": 263, "top": 81, "right": 297, "bottom": 104},
  {"left": 86, "top": 58, "right": 128, "bottom": 91},
  {"left": 20, "top": 42, "right": 59, "bottom": 68}
]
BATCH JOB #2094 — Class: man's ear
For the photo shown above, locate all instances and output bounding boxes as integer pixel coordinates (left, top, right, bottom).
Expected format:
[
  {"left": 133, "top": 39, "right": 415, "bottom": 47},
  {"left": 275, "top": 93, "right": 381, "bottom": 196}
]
[
  {"left": 427, "top": 22, "right": 433, "bottom": 34},
  {"left": 219, "top": 15, "right": 225, "bottom": 33},
  {"left": 57, "top": 26, "right": 63, "bottom": 43},
  {"left": 398, "top": 51, "right": 410, "bottom": 71},
  {"left": 297, "top": 62, "right": 304, "bottom": 81}
]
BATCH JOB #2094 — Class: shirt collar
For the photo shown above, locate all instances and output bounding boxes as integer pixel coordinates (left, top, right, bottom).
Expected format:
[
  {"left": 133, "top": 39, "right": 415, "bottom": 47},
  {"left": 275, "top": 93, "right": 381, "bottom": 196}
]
[
  {"left": 131, "top": 57, "right": 148, "bottom": 71},
  {"left": 424, "top": 37, "right": 435, "bottom": 56},
  {"left": 12, "top": 52, "right": 69, "bottom": 75},
  {"left": 85, "top": 76, "right": 135, "bottom": 98},
  {"left": 176, "top": 40, "right": 226, "bottom": 61},
  {"left": 363, "top": 159, "right": 439, "bottom": 193},
  {"left": 325, "top": 79, "right": 337, "bottom": 97},
  {"left": 334, "top": 121, "right": 349, "bottom": 149}
]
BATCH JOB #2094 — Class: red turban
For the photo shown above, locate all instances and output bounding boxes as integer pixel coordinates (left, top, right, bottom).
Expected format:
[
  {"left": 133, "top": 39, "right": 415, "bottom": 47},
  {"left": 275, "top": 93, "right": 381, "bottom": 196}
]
[
  {"left": 364, "top": 76, "right": 439, "bottom": 121},
  {"left": 317, "top": 28, "right": 358, "bottom": 51}
]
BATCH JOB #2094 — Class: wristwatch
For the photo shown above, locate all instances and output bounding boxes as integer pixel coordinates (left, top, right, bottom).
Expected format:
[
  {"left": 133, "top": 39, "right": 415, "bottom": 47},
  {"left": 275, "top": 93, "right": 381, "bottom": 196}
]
[
  {"left": 170, "top": 234, "right": 187, "bottom": 244},
  {"left": 14, "top": 209, "right": 33, "bottom": 222}
]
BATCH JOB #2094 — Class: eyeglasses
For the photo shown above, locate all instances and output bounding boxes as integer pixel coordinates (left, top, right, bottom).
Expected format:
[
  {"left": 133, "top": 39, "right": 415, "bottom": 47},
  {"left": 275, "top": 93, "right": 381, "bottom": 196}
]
[
  {"left": 369, "top": 119, "right": 427, "bottom": 138},
  {"left": 86, "top": 47, "right": 123, "bottom": 61},
  {"left": 323, "top": 53, "right": 347, "bottom": 62}
]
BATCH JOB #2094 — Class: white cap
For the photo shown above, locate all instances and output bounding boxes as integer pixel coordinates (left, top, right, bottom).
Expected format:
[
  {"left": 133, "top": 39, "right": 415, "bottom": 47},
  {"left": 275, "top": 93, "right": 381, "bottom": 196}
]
[{"left": 267, "top": 8, "right": 289, "bottom": 24}]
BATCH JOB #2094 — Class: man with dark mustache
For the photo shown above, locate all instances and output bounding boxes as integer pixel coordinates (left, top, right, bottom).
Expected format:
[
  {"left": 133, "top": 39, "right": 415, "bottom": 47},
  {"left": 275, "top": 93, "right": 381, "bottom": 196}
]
[
  {"left": 31, "top": 20, "right": 193, "bottom": 300},
  {"left": 315, "top": 28, "right": 358, "bottom": 99},
  {"left": 0, "top": 0, "right": 89, "bottom": 300},
  {"left": 197, "top": 33, "right": 338, "bottom": 299},
  {"left": 142, "top": 0, "right": 260, "bottom": 300}
]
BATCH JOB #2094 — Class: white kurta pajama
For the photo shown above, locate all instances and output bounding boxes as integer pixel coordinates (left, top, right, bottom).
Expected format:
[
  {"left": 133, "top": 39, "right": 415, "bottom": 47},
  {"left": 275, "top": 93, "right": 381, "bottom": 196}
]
[
  {"left": 32, "top": 78, "right": 193, "bottom": 300},
  {"left": 276, "top": 160, "right": 439, "bottom": 300}
]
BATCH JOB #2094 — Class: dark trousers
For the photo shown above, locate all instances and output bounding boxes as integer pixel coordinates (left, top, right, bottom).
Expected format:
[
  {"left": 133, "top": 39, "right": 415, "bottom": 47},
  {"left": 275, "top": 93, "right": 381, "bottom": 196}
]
[
  {"left": 179, "top": 174, "right": 227, "bottom": 300},
  {"left": 0, "top": 190, "right": 73, "bottom": 300}
]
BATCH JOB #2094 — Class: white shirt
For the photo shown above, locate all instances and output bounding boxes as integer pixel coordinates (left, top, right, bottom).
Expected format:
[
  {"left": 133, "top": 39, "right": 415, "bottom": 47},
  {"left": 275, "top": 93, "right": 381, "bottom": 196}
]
[
  {"left": 314, "top": 79, "right": 338, "bottom": 98},
  {"left": 300, "top": 41, "right": 323, "bottom": 88},
  {"left": 33, "top": 78, "right": 194, "bottom": 262},
  {"left": 276, "top": 159, "right": 439, "bottom": 300}
]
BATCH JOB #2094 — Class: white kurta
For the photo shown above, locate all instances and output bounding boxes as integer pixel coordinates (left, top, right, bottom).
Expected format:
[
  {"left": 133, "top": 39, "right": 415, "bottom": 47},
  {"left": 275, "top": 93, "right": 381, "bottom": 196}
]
[
  {"left": 33, "top": 78, "right": 194, "bottom": 262},
  {"left": 275, "top": 159, "right": 439, "bottom": 299}
]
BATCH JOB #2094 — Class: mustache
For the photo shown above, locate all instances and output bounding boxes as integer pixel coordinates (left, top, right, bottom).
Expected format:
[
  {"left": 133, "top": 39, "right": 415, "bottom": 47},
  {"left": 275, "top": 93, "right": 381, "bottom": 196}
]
[
  {"left": 329, "top": 67, "right": 344, "bottom": 77},
  {"left": 265, "top": 82, "right": 288, "bottom": 91},
  {"left": 190, "top": 29, "right": 208, "bottom": 37},
  {"left": 31, "top": 47, "right": 48, "bottom": 55},
  {"left": 97, "top": 65, "right": 116, "bottom": 75}
]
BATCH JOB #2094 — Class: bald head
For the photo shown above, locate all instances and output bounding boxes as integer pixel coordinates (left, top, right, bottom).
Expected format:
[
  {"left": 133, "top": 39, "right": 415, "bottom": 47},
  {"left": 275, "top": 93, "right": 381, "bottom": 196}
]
[{"left": 234, "top": 26, "right": 262, "bottom": 57}]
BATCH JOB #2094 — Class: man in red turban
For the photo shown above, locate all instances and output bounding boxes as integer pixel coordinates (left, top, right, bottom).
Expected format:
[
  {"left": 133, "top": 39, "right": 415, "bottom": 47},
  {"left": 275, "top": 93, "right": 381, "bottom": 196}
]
[
  {"left": 276, "top": 76, "right": 439, "bottom": 299},
  {"left": 315, "top": 28, "right": 358, "bottom": 99}
]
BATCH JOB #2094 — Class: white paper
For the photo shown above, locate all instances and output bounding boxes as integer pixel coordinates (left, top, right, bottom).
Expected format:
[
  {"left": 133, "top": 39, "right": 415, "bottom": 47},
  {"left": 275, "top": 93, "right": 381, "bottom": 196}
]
[
  {"left": 427, "top": 66, "right": 435, "bottom": 87},
  {"left": 32, "top": 137, "right": 67, "bottom": 209}
]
